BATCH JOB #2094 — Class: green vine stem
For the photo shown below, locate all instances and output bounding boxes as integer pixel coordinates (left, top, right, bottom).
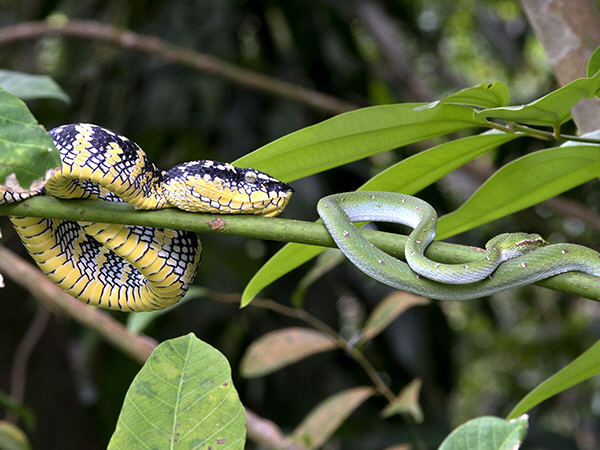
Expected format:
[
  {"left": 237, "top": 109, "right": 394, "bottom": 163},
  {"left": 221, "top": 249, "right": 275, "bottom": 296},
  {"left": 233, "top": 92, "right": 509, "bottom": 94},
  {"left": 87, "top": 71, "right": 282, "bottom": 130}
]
[{"left": 0, "top": 196, "right": 599, "bottom": 301}]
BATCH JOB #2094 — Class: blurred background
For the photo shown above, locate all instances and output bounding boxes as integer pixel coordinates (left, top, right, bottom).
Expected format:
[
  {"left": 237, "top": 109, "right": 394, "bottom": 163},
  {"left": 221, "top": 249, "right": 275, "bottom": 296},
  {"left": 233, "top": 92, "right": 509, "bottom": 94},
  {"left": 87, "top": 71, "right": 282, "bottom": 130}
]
[{"left": 1, "top": 0, "right": 599, "bottom": 448}]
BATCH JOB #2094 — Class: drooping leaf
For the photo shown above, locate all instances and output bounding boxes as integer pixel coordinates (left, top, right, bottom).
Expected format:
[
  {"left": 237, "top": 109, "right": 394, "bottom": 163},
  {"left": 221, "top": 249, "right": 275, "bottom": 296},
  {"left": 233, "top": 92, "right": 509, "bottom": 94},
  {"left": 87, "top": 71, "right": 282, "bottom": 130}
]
[
  {"left": 436, "top": 140, "right": 600, "bottom": 239},
  {"left": 0, "top": 70, "right": 70, "bottom": 103},
  {"left": 0, "top": 421, "right": 31, "bottom": 450},
  {"left": 475, "top": 70, "right": 600, "bottom": 129},
  {"left": 380, "top": 378, "right": 423, "bottom": 422},
  {"left": 361, "top": 293, "right": 429, "bottom": 342},
  {"left": 291, "top": 387, "right": 374, "bottom": 449},
  {"left": 0, "top": 88, "right": 59, "bottom": 190},
  {"left": 108, "top": 333, "right": 245, "bottom": 449},
  {"left": 240, "top": 327, "right": 336, "bottom": 378},
  {"left": 508, "top": 339, "right": 600, "bottom": 419},
  {"left": 241, "top": 244, "right": 325, "bottom": 307},
  {"left": 234, "top": 103, "right": 485, "bottom": 181},
  {"left": 439, "top": 415, "right": 528, "bottom": 450}
]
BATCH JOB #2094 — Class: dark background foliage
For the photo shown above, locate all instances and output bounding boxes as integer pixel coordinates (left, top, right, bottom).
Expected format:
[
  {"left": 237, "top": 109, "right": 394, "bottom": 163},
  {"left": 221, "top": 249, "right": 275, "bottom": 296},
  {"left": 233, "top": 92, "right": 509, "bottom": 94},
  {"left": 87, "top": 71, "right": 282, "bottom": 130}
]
[{"left": 1, "top": 0, "right": 599, "bottom": 448}]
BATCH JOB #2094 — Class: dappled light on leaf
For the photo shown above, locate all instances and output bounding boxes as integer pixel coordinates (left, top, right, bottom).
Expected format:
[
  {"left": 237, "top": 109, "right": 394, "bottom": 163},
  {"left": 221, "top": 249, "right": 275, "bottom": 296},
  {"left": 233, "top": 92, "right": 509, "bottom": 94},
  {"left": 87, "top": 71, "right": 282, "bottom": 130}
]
[{"left": 108, "top": 334, "right": 245, "bottom": 449}]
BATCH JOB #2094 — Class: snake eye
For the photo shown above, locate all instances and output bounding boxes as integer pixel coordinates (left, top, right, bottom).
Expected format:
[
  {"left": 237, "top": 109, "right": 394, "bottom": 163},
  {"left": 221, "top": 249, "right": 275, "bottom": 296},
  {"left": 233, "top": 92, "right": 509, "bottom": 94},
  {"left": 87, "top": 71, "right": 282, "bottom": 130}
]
[{"left": 245, "top": 171, "right": 258, "bottom": 184}]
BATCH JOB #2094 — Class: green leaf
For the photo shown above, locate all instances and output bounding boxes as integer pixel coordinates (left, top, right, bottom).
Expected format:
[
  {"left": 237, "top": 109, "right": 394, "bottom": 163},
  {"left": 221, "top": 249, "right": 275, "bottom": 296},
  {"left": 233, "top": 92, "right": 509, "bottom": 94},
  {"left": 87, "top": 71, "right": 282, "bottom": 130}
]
[
  {"left": 380, "top": 378, "right": 423, "bottom": 422},
  {"left": 0, "top": 70, "right": 70, "bottom": 103},
  {"left": 359, "top": 130, "right": 519, "bottom": 193},
  {"left": 0, "top": 392, "right": 34, "bottom": 430},
  {"left": 241, "top": 244, "right": 325, "bottom": 307},
  {"left": 234, "top": 103, "right": 484, "bottom": 181},
  {"left": 587, "top": 45, "right": 600, "bottom": 77},
  {"left": 361, "top": 293, "right": 429, "bottom": 342},
  {"left": 439, "top": 415, "right": 528, "bottom": 450},
  {"left": 240, "top": 327, "right": 336, "bottom": 378},
  {"left": 108, "top": 333, "right": 245, "bottom": 449},
  {"left": 290, "top": 248, "right": 345, "bottom": 308},
  {"left": 427, "top": 81, "right": 510, "bottom": 108},
  {"left": 126, "top": 286, "right": 210, "bottom": 334},
  {"left": 475, "top": 70, "right": 600, "bottom": 129},
  {"left": 242, "top": 131, "right": 517, "bottom": 306},
  {"left": 291, "top": 387, "right": 374, "bottom": 449},
  {"left": 0, "top": 421, "right": 31, "bottom": 450},
  {"left": 436, "top": 141, "right": 600, "bottom": 239},
  {"left": 508, "top": 339, "right": 600, "bottom": 419},
  {"left": 0, "top": 87, "right": 59, "bottom": 190}
]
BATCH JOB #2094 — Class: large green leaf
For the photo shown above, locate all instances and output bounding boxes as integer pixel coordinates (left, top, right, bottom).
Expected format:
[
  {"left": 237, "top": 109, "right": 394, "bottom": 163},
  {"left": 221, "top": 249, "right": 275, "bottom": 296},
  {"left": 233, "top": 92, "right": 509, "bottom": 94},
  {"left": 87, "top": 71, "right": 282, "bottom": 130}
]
[
  {"left": 241, "top": 131, "right": 517, "bottom": 306},
  {"left": 0, "top": 88, "right": 59, "bottom": 190},
  {"left": 475, "top": 70, "right": 600, "bottom": 129},
  {"left": 234, "top": 103, "right": 484, "bottom": 181},
  {"left": 439, "top": 415, "right": 528, "bottom": 450},
  {"left": 508, "top": 339, "right": 600, "bottom": 420},
  {"left": 436, "top": 141, "right": 600, "bottom": 239},
  {"left": 358, "top": 130, "right": 519, "bottom": 193},
  {"left": 0, "top": 70, "right": 70, "bottom": 103},
  {"left": 108, "top": 333, "right": 245, "bottom": 449}
]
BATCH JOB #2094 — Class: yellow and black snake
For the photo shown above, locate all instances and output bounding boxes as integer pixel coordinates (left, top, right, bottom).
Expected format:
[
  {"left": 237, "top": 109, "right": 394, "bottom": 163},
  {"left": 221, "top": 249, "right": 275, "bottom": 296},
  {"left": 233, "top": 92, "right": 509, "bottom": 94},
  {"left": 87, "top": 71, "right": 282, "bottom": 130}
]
[{"left": 1, "top": 123, "right": 293, "bottom": 311}]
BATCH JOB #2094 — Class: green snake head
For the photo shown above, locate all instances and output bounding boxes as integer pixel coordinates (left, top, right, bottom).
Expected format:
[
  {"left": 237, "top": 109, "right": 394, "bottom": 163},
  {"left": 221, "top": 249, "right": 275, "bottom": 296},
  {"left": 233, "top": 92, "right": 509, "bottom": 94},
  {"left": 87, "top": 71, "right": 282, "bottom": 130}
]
[
  {"left": 162, "top": 160, "right": 293, "bottom": 216},
  {"left": 485, "top": 232, "right": 547, "bottom": 260}
]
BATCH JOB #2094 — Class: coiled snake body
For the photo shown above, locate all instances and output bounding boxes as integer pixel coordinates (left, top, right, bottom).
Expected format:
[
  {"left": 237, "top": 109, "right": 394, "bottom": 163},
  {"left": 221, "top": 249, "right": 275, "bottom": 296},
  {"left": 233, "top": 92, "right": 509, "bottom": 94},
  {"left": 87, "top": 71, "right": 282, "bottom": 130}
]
[
  {"left": 1, "top": 123, "right": 293, "bottom": 311},
  {"left": 317, "top": 192, "right": 600, "bottom": 300}
]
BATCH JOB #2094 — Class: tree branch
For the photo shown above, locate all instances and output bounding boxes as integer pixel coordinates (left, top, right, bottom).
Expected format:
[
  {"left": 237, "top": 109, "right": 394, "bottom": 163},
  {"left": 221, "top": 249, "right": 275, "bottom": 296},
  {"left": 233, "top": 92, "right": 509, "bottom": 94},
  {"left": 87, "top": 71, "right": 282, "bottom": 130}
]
[
  {"left": 0, "top": 20, "right": 358, "bottom": 115},
  {"left": 0, "top": 196, "right": 598, "bottom": 300}
]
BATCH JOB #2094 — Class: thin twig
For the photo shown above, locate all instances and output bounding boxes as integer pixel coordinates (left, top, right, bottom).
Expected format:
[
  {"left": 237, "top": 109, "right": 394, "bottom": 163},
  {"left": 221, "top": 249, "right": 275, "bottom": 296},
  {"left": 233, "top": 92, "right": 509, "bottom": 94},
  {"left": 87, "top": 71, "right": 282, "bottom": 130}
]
[
  {"left": 0, "top": 20, "right": 358, "bottom": 115},
  {"left": 5, "top": 304, "right": 50, "bottom": 424}
]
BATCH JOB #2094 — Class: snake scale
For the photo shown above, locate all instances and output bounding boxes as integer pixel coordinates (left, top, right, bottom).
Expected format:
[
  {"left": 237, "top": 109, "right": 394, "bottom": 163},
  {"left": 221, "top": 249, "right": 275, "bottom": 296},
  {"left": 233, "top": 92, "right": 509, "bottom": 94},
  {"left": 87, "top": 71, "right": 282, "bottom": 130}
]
[
  {"left": 0, "top": 123, "right": 293, "bottom": 311},
  {"left": 2, "top": 124, "right": 599, "bottom": 310}
]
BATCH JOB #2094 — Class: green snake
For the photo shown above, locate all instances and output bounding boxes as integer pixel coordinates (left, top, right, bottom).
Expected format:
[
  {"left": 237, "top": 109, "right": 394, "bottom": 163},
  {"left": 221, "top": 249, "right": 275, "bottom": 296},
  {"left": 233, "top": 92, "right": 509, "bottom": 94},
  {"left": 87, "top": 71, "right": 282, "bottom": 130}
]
[
  {"left": 317, "top": 192, "right": 600, "bottom": 300},
  {"left": 0, "top": 123, "right": 293, "bottom": 311}
]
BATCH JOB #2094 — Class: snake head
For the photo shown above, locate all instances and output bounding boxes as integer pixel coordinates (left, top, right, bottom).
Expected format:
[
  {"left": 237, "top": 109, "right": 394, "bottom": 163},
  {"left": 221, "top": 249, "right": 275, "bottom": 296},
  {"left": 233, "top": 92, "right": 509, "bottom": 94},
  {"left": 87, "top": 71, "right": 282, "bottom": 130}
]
[
  {"left": 486, "top": 232, "right": 547, "bottom": 261},
  {"left": 163, "top": 160, "right": 293, "bottom": 216}
]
